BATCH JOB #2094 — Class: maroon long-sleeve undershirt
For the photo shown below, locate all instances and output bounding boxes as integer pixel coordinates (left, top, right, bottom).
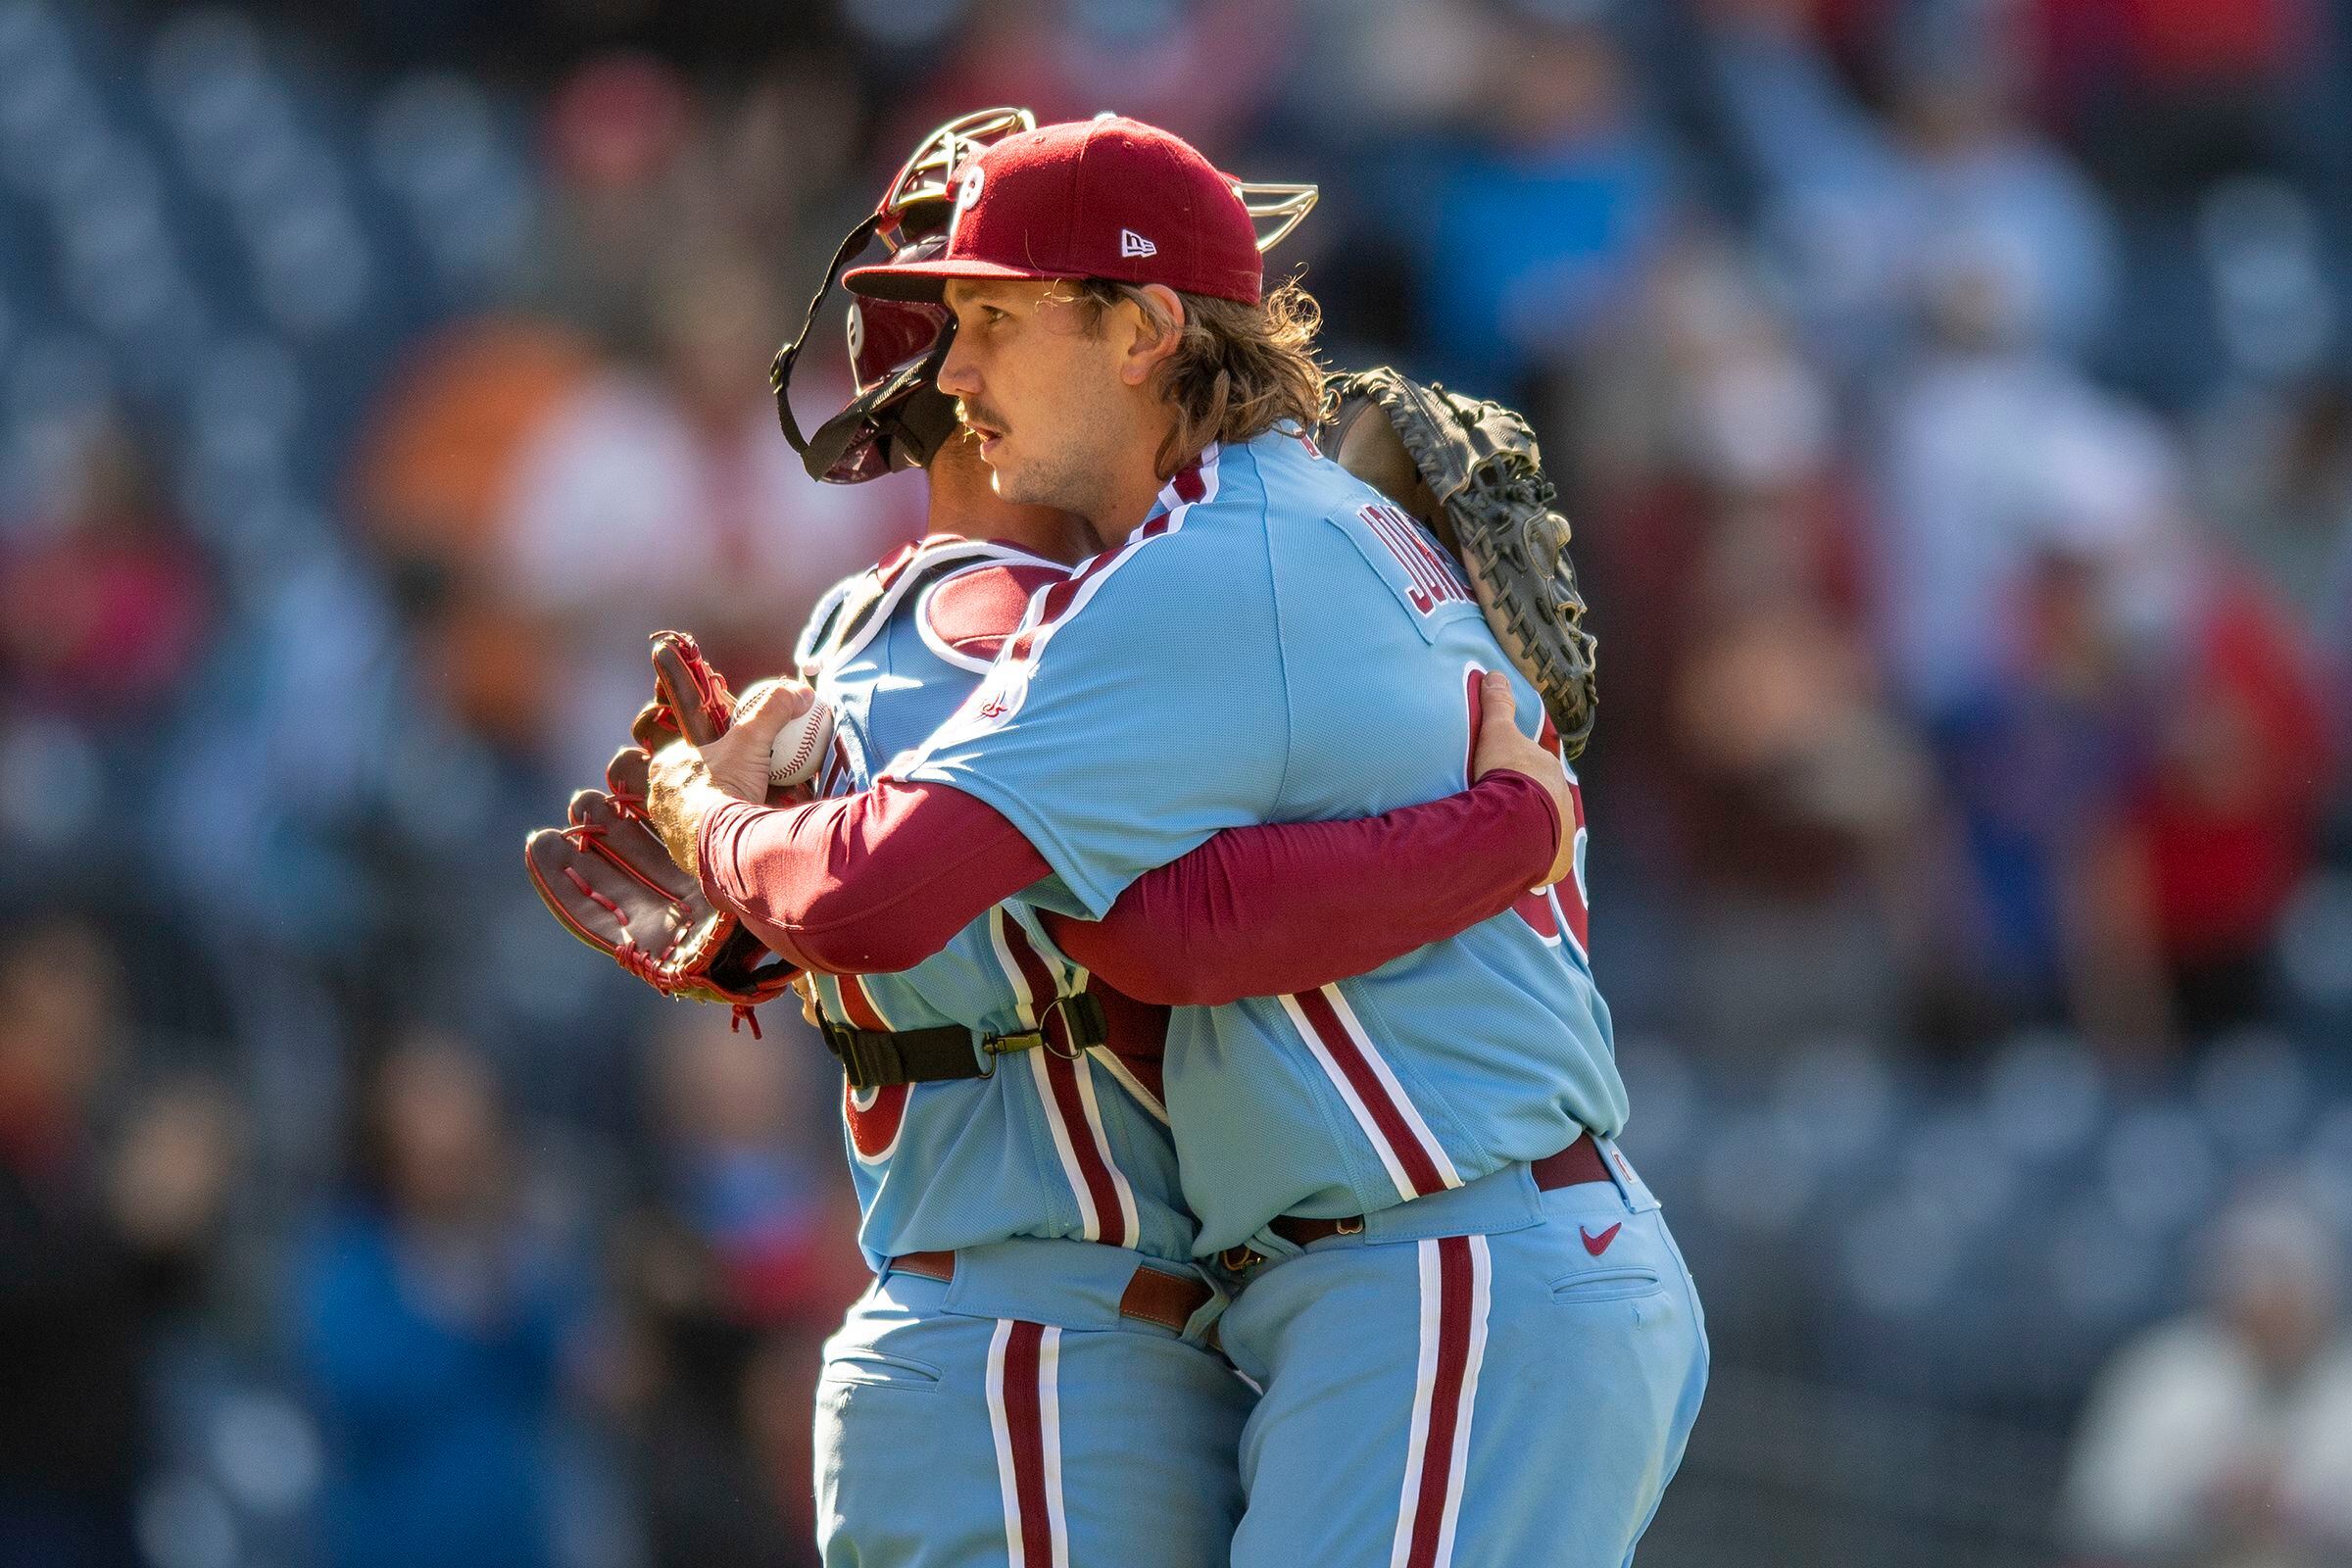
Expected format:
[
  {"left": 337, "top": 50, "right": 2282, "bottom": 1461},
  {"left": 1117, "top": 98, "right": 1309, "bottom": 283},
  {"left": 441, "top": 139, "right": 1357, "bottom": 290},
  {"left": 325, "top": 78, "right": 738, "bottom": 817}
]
[{"left": 696, "top": 771, "right": 1561, "bottom": 1001}]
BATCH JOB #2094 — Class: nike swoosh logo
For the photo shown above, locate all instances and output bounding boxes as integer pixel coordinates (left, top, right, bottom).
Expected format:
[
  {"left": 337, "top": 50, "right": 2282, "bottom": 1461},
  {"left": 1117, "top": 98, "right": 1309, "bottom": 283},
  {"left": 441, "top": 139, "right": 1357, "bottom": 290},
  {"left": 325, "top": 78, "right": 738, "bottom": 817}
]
[{"left": 1580, "top": 1223, "right": 1622, "bottom": 1256}]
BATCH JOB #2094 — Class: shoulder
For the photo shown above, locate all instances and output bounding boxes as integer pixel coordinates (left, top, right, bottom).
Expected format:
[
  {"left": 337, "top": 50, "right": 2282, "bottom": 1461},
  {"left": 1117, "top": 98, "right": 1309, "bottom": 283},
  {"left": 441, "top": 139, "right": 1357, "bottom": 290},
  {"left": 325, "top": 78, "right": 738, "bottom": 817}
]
[
  {"left": 918, "top": 557, "right": 1065, "bottom": 667},
  {"left": 1236, "top": 429, "right": 1470, "bottom": 606},
  {"left": 1025, "top": 509, "right": 1253, "bottom": 652},
  {"left": 1239, "top": 423, "right": 1392, "bottom": 526},
  {"left": 799, "top": 535, "right": 1051, "bottom": 678},
  {"left": 1086, "top": 439, "right": 1296, "bottom": 583},
  {"left": 988, "top": 439, "right": 1336, "bottom": 658},
  {"left": 1225, "top": 427, "right": 1430, "bottom": 593}
]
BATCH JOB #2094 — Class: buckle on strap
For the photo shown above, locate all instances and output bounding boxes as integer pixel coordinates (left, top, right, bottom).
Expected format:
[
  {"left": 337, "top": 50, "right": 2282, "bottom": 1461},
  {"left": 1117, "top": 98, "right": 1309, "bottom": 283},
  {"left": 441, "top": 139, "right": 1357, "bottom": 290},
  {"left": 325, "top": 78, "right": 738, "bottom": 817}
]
[
  {"left": 821, "top": 990, "right": 1110, "bottom": 1089},
  {"left": 820, "top": 1018, "right": 900, "bottom": 1087},
  {"left": 984, "top": 991, "right": 1107, "bottom": 1062}
]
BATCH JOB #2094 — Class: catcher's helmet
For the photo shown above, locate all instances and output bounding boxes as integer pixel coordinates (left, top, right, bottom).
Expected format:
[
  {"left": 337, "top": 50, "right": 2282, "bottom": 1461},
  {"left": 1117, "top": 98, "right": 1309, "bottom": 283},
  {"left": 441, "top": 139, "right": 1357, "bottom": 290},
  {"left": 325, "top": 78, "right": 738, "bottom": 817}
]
[
  {"left": 773, "top": 106, "right": 1321, "bottom": 485},
  {"left": 772, "top": 107, "right": 1034, "bottom": 483}
]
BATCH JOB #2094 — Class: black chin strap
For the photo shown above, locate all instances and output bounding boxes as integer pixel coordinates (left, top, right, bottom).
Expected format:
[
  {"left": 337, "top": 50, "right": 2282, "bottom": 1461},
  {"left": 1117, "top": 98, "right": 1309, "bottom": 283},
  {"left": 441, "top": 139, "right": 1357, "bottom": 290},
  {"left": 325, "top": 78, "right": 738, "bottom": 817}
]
[{"left": 770, "top": 213, "right": 883, "bottom": 455}]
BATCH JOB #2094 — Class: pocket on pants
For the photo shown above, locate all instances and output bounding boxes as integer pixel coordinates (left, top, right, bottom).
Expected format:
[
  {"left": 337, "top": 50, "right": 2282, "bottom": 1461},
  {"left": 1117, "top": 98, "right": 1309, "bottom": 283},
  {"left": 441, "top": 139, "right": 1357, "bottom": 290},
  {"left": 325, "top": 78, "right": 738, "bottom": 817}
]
[
  {"left": 1547, "top": 1264, "right": 1667, "bottom": 1304},
  {"left": 819, "top": 1348, "right": 944, "bottom": 1392}
]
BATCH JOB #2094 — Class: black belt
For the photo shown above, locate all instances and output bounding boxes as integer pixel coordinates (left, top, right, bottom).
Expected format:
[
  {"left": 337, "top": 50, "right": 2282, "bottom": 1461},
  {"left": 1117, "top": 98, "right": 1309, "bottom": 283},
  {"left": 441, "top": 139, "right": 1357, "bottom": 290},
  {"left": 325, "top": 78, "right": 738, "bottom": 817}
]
[{"left": 822, "top": 991, "right": 1108, "bottom": 1090}]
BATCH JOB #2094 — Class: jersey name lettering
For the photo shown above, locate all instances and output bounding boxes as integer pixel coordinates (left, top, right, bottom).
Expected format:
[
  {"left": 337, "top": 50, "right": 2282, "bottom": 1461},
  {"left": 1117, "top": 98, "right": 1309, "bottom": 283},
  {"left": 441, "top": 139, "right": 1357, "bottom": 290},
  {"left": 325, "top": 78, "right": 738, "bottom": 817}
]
[{"left": 1361, "top": 503, "right": 1470, "bottom": 615}]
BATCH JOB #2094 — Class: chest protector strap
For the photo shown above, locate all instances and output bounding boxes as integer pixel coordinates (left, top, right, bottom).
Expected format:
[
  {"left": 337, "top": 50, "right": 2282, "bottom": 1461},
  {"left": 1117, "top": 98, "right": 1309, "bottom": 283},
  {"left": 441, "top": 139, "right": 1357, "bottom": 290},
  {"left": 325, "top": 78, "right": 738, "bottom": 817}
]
[
  {"left": 822, "top": 992, "right": 1109, "bottom": 1090},
  {"left": 798, "top": 535, "right": 1093, "bottom": 1090}
]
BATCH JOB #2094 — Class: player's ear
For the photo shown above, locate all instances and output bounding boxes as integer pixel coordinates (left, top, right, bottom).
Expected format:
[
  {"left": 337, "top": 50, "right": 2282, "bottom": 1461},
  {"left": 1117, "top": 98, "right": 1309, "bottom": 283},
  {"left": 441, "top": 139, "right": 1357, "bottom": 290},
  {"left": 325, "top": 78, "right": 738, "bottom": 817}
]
[{"left": 1118, "top": 285, "right": 1186, "bottom": 386}]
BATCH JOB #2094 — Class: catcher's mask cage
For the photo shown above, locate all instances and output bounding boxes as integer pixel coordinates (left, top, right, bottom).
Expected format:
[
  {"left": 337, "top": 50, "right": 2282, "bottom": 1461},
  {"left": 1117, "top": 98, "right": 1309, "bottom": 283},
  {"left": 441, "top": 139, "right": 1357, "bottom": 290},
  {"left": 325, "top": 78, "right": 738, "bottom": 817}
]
[
  {"left": 771, "top": 107, "right": 1033, "bottom": 484},
  {"left": 771, "top": 105, "right": 1321, "bottom": 485}
]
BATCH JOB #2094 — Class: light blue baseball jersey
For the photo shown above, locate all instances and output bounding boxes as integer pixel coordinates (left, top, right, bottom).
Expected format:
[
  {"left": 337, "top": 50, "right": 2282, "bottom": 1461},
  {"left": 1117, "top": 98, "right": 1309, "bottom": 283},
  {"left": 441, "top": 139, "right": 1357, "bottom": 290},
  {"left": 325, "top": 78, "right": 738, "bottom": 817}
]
[
  {"left": 795, "top": 537, "right": 1194, "bottom": 1272},
  {"left": 898, "top": 429, "right": 1624, "bottom": 1254}
]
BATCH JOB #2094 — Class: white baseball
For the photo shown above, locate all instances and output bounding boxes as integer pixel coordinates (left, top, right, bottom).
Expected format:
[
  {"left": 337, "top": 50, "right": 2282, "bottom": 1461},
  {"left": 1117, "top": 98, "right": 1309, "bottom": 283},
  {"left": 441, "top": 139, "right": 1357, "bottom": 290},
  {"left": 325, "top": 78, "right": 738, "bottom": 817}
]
[{"left": 740, "top": 681, "right": 835, "bottom": 788}]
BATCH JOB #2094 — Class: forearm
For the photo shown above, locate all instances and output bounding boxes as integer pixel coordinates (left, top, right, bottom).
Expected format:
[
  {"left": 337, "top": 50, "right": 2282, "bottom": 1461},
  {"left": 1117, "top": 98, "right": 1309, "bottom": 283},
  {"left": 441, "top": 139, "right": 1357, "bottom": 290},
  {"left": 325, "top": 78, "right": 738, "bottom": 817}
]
[
  {"left": 696, "top": 778, "right": 1052, "bottom": 973},
  {"left": 1046, "top": 770, "right": 1561, "bottom": 1005}
]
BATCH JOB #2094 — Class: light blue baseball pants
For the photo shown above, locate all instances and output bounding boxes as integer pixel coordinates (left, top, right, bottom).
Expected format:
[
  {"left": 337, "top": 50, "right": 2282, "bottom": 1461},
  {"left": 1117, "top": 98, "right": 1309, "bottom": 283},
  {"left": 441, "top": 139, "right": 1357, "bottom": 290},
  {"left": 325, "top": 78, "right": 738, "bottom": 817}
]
[
  {"left": 814, "top": 1237, "right": 1253, "bottom": 1567},
  {"left": 1216, "top": 1142, "right": 1707, "bottom": 1568}
]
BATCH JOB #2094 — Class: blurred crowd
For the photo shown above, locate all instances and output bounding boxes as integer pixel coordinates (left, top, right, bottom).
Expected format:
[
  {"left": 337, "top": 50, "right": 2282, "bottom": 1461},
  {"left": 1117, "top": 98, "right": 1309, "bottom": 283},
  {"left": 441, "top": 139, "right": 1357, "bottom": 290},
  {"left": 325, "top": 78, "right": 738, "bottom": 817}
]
[
  {"left": 3, "top": 0, "right": 2352, "bottom": 1563},
  {"left": 2061, "top": 1193, "right": 2352, "bottom": 1567}
]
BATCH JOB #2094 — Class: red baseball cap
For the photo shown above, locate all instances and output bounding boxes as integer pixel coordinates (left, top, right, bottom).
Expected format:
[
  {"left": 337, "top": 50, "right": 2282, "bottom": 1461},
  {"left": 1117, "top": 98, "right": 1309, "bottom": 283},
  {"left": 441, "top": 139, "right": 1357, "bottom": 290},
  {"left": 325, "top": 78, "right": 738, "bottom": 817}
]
[{"left": 843, "top": 115, "right": 1266, "bottom": 306}]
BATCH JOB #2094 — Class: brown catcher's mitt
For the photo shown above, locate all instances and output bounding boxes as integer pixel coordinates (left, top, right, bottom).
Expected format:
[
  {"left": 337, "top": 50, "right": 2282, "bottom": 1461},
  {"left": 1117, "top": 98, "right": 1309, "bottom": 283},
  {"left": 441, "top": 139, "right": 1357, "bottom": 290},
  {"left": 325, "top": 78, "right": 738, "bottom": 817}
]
[
  {"left": 523, "top": 631, "right": 797, "bottom": 1031},
  {"left": 1322, "top": 368, "right": 1598, "bottom": 758}
]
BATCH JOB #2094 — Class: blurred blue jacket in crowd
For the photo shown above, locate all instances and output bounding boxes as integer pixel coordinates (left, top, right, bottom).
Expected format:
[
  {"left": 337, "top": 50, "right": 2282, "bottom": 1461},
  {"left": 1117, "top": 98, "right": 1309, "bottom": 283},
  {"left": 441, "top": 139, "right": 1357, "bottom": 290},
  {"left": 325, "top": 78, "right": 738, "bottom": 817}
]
[{"left": 293, "top": 1207, "right": 575, "bottom": 1568}]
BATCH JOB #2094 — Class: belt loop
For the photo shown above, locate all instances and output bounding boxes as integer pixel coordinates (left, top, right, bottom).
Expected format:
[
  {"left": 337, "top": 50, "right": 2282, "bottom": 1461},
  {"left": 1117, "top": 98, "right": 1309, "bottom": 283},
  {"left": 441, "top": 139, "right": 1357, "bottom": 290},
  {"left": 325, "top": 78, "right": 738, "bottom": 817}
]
[{"left": 1592, "top": 1134, "right": 1659, "bottom": 1213}]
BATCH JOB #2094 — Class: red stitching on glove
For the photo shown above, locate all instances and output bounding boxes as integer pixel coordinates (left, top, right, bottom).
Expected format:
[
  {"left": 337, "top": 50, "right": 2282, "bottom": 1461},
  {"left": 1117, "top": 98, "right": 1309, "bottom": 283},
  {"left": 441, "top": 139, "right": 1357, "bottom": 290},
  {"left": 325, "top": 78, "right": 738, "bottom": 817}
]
[
  {"left": 614, "top": 941, "right": 680, "bottom": 994},
  {"left": 563, "top": 866, "right": 627, "bottom": 922}
]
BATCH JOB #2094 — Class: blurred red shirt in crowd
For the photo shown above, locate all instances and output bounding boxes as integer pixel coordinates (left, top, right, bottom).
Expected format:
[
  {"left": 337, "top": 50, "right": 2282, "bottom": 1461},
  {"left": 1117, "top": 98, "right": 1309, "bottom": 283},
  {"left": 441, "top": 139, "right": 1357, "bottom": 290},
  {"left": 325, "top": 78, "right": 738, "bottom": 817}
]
[
  {"left": 0, "top": 425, "right": 212, "bottom": 717},
  {"left": 2132, "top": 571, "right": 2335, "bottom": 973}
]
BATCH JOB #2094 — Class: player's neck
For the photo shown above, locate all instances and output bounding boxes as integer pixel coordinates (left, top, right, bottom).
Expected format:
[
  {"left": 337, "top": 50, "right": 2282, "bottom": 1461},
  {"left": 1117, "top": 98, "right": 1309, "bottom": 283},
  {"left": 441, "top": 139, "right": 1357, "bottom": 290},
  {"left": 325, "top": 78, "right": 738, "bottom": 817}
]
[
  {"left": 1090, "top": 407, "right": 1190, "bottom": 542},
  {"left": 926, "top": 430, "right": 1098, "bottom": 564},
  {"left": 1095, "top": 465, "right": 1169, "bottom": 544}
]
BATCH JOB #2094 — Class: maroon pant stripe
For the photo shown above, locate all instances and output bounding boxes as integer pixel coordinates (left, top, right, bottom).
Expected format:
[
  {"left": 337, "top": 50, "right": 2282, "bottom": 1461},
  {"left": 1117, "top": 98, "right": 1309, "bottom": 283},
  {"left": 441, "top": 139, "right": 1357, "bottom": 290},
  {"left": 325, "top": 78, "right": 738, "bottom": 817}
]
[
  {"left": 996, "top": 917, "right": 1058, "bottom": 1025},
  {"left": 1002, "top": 1321, "right": 1054, "bottom": 1568},
  {"left": 1404, "top": 1236, "right": 1476, "bottom": 1568}
]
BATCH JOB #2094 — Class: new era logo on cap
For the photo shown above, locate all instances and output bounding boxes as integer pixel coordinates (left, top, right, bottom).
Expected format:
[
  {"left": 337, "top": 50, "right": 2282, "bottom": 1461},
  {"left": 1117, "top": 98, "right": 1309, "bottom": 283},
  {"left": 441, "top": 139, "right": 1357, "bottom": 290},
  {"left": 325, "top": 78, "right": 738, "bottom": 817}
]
[{"left": 1119, "top": 228, "right": 1156, "bottom": 258}]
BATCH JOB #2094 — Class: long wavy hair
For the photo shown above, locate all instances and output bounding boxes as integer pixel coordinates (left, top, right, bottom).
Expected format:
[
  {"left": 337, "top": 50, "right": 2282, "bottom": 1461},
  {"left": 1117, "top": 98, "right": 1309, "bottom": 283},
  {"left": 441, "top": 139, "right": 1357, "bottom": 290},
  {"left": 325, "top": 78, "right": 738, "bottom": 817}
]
[{"left": 1054, "top": 277, "right": 1330, "bottom": 478}]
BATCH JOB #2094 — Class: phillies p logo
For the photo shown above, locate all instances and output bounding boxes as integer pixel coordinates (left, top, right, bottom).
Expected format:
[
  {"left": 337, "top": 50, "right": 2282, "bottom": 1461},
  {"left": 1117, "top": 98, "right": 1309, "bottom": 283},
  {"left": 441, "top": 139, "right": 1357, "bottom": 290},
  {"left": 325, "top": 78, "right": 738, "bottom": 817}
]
[{"left": 949, "top": 166, "right": 985, "bottom": 246}]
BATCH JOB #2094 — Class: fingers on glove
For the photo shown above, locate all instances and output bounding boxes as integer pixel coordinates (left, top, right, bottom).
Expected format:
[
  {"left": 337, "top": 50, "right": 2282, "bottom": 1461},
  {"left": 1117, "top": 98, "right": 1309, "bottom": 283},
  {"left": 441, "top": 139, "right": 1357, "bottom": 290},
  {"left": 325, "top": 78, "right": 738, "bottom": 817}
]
[
  {"left": 525, "top": 825, "right": 654, "bottom": 955},
  {"left": 651, "top": 631, "right": 734, "bottom": 747},
  {"left": 568, "top": 791, "right": 702, "bottom": 905},
  {"left": 606, "top": 745, "right": 652, "bottom": 807},
  {"left": 629, "top": 699, "right": 673, "bottom": 755},
  {"left": 533, "top": 814, "right": 712, "bottom": 958}
]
